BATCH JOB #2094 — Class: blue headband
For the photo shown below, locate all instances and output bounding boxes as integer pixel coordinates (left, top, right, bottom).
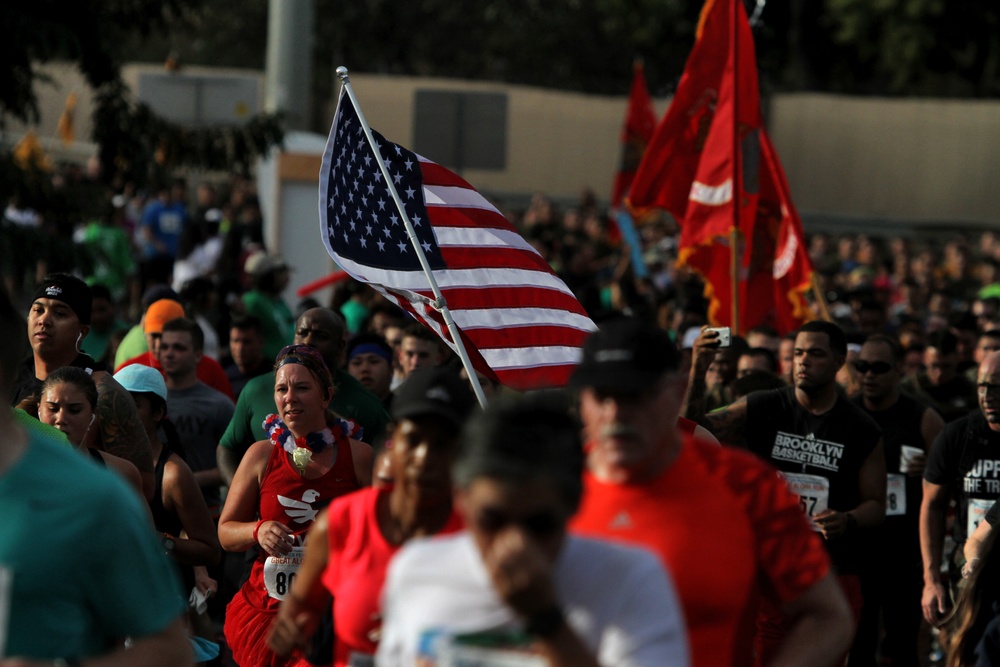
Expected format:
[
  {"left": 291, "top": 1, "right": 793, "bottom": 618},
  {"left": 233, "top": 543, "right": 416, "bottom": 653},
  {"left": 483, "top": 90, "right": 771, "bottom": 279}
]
[{"left": 349, "top": 343, "right": 392, "bottom": 363}]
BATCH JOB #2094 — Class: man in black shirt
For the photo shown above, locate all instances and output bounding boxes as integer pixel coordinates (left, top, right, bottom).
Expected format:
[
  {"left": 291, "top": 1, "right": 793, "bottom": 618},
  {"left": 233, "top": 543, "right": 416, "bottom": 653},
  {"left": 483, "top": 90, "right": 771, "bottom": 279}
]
[
  {"left": 850, "top": 335, "right": 944, "bottom": 666},
  {"left": 902, "top": 329, "right": 977, "bottom": 423},
  {"left": 921, "top": 351, "right": 1000, "bottom": 626},
  {"left": 12, "top": 273, "right": 154, "bottom": 500},
  {"left": 684, "top": 320, "right": 886, "bottom": 660}
]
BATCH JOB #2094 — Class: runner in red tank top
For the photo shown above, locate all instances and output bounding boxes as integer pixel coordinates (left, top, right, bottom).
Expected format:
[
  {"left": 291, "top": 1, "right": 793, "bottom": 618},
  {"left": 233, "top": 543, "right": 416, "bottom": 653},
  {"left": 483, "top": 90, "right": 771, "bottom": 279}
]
[{"left": 219, "top": 345, "right": 373, "bottom": 667}]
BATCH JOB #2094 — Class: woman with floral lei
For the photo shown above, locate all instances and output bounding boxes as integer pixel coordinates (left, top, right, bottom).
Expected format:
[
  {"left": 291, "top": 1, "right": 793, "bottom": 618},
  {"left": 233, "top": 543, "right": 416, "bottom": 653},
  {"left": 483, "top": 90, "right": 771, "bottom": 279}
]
[{"left": 219, "top": 344, "right": 373, "bottom": 667}]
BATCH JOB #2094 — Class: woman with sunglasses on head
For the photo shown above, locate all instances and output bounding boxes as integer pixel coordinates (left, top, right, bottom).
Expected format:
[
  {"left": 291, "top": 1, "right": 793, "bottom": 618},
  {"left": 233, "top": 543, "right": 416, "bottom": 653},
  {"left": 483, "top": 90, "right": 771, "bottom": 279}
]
[
  {"left": 218, "top": 344, "right": 373, "bottom": 667},
  {"left": 37, "top": 366, "right": 144, "bottom": 496},
  {"left": 267, "top": 367, "right": 474, "bottom": 666},
  {"left": 376, "top": 394, "right": 689, "bottom": 667}
]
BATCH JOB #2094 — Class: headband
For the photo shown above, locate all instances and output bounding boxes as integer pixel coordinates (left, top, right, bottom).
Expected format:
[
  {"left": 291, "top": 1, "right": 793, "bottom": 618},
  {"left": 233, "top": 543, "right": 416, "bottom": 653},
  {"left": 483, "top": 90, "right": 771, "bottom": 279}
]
[
  {"left": 348, "top": 343, "right": 392, "bottom": 364},
  {"left": 275, "top": 344, "right": 334, "bottom": 393}
]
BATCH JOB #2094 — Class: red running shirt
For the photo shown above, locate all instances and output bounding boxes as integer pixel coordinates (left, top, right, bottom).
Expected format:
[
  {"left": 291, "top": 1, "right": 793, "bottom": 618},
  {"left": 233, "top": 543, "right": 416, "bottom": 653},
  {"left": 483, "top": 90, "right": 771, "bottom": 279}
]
[
  {"left": 570, "top": 435, "right": 830, "bottom": 667},
  {"left": 322, "top": 487, "right": 463, "bottom": 666}
]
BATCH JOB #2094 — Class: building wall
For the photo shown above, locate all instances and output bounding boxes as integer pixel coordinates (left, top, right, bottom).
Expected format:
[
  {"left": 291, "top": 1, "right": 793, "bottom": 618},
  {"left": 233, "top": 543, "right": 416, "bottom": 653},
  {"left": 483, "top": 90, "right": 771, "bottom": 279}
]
[{"left": 8, "top": 64, "right": 1000, "bottom": 226}]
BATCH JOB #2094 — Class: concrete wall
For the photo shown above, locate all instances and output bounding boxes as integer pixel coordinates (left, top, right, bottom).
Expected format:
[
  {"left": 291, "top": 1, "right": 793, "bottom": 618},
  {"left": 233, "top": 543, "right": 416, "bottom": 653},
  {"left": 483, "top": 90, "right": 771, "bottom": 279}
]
[
  {"left": 7, "top": 64, "right": 1000, "bottom": 226},
  {"left": 768, "top": 94, "right": 1000, "bottom": 226},
  {"left": 327, "top": 75, "right": 1000, "bottom": 226}
]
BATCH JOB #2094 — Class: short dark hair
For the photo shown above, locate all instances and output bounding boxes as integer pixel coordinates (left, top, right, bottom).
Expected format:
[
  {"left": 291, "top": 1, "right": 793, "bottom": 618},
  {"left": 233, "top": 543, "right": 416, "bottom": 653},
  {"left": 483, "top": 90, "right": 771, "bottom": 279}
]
[
  {"left": 927, "top": 329, "right": 959, "bottom": 356},
  {"left": 90, "top": 283, "right": 113, "bottom": 302},
  {"left": 42, "top": 366, "right": 98, "bottom": 409},
  {"left": 403, "top": 322, "right": 444, "bottom": 349},
  {"left": 731, "top": 370, "right": 786, "bottom": 400},
  {"left": 162, "top": 317, "right": 204, "bottom": 352},
  {"left": 741, "top": 347, "right": 778, "bottom": 373},
  {"left": 980, "top": 330, "right": 1000, "bottom": 345},
  {"left": 230, "top": 315, "right": 263, "bottom": 336},
  {"left": 455, "top": 393, "right": 583, "bottom": 512},
  {"left": 798, "top": 321, "right": 847, "bottom": 357},
  {"left": 863, "top": 334, "right": 904, "bottom": 364}
]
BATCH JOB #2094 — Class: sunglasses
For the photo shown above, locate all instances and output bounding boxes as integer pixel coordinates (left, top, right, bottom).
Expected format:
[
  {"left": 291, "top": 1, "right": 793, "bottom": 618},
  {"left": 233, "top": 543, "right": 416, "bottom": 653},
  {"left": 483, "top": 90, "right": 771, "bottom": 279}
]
[
  {"left": 475, "top": 507, "right": 563, "bottom": 538},
  {"left": 854, "top": 360, "right": 893, "bottom": 375}
]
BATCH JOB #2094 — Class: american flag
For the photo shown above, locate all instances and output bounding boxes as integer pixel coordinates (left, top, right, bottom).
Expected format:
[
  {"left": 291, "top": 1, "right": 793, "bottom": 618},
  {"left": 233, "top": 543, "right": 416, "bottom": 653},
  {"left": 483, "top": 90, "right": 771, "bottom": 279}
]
[{"left": 319, "top": 88, "right": 596, "bottom": 391}]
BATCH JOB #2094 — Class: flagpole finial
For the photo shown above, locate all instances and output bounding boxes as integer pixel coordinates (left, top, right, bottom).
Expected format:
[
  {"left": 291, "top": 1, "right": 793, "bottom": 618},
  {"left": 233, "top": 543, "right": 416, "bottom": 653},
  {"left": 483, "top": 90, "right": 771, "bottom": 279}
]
[{"left": 336, "top": 66, "right": 350, "bottom": 82}]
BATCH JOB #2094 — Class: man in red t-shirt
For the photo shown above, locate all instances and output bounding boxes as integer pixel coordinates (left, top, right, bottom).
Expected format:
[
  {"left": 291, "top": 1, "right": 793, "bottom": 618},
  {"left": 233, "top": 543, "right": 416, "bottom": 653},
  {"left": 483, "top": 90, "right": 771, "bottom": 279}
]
[{"left": 569, "top": 318, "right": 853, "bottom": 667}]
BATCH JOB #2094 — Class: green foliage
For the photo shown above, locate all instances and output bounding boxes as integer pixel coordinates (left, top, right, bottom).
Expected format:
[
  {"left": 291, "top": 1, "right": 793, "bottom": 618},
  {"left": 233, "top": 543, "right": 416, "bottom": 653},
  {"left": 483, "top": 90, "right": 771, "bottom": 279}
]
[{"left": 2, "top": 1, "right": 284, "bottom": 190}]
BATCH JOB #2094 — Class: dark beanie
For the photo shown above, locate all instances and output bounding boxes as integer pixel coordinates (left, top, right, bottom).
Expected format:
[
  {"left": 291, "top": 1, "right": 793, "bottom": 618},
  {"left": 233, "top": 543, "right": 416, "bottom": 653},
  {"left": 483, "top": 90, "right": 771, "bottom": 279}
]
[{"left": 31, "top": 274, "right": 92, "bottom": 325}]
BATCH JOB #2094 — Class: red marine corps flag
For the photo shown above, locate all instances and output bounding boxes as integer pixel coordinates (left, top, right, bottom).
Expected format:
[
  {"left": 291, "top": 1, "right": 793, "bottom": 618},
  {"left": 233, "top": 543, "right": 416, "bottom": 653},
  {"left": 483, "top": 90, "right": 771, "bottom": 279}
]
[
  {"left": 628, "top": 0, "right": 814, "bottom": 333},
  {"left": 610, "top": 60, "right": 658, "bottom": 218},
  {"left": 319, "top": 73, "right": 597, "bottom": 394}
]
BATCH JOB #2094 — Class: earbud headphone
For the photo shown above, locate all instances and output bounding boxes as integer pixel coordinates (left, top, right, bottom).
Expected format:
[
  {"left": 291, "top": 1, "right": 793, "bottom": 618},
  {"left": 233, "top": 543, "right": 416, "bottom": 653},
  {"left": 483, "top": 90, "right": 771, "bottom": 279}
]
[
  {"left": 89, "top": 414, "right": 96, "bottom": 426},
  {"left": 75, "top": 332, "right": 83, "bottom": 353}
]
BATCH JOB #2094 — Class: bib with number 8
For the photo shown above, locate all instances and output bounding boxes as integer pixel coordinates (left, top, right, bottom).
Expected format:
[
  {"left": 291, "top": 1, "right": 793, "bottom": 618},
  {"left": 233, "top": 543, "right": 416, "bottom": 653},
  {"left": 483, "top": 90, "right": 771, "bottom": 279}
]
[{"left": 263, "top": 547, "right": 305, "bottom": 600}]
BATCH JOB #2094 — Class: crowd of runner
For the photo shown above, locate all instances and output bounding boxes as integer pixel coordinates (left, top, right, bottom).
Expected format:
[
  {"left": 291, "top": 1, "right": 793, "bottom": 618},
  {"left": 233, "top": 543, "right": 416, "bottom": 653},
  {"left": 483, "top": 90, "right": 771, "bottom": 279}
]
[{"left": 4, "top": 165, "right": 1000, "bottom": 666}]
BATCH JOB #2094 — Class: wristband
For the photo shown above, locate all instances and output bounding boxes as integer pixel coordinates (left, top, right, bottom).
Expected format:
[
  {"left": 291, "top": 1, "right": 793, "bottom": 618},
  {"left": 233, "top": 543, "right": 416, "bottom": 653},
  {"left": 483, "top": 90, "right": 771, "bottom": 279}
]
[
  {"left": 252, "top": 520, "right": 265, "bottom": 543},
  {"left": 524, "top": 605, "right": 565, "bottom": 639}
]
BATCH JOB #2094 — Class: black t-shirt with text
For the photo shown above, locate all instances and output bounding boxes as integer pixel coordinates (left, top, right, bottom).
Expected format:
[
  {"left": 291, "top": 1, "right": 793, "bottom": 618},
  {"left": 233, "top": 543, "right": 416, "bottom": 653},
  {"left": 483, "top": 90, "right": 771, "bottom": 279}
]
[
  {"left": 924, "top": 411, "right": 1000, "bottom": 544},
  {"left": 746, "top": 386, "right": 882, "bottom": 574}
]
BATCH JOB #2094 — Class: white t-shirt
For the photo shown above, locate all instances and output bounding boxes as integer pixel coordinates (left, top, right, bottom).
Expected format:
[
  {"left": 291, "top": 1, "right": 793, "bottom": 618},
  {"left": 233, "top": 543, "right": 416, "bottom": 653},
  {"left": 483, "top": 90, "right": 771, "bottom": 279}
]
[{"left": 376, "top": 533, "right": 689, "bottom": 667}]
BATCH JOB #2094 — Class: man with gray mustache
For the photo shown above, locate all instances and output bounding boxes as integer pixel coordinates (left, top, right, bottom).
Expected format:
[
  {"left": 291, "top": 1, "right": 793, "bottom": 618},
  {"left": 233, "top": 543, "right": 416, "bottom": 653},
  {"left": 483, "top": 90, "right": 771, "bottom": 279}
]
[{"left": 570, "top": 318, "right": 853, "bottom": 667}]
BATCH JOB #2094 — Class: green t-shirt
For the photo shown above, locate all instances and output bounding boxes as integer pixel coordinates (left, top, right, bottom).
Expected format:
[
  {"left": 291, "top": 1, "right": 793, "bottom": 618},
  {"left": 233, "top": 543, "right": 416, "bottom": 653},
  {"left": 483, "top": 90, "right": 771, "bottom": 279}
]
[
  {"left": 242, "top": 290, "right": 296, "bottom": 362},
  {"left": 0, "top": 429, "right": 185, "bottom": 659},
  {"left": 81, "top": 318, "right": 130, "bottom": 364},
  {"left": 81, "top": 222, "right": 136, "bottom": 301},
  {"left": 114, "top": 324, "right": 147, "bottom": 370},
  {"left": 219, "top": 368, "right": 390, "bottom": 457},
  {"left": 11, "top": 408, "right": 69, "bottom": 445}
]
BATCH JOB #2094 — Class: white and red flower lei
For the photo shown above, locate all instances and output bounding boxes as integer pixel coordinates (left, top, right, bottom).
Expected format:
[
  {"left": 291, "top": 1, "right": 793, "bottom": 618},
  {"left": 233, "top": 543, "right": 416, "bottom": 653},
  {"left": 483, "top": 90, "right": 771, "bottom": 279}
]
[{"left": 263, "top": 413, "right": 363, "bottom": 473}]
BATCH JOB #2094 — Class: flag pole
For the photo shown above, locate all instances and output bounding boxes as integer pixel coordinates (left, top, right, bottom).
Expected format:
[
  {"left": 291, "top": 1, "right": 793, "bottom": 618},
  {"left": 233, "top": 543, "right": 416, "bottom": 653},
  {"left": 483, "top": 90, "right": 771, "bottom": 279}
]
[
  {"left": 730, "top": 0, "right": 740, "bottom": 335},
  {"left": 810, "top": 274, "right": 834, "bottom": 323},
  {"left": 335, "top": 67, "right": 488, "bottom": 408}
]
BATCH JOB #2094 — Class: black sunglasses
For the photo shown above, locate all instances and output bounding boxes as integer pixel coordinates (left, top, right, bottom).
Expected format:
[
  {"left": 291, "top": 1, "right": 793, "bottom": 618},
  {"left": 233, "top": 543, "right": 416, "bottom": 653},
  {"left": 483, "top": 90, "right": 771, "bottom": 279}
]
[{"left": 854, "top": 360, "right": 893, "bottom": 375}]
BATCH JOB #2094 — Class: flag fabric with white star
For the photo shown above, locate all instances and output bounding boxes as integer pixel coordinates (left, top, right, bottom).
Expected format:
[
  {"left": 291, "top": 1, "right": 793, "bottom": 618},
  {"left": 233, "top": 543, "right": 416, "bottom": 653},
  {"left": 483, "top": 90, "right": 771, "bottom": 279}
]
[{"left": 319, "top": 88, "right": 596, "bottom": 391}]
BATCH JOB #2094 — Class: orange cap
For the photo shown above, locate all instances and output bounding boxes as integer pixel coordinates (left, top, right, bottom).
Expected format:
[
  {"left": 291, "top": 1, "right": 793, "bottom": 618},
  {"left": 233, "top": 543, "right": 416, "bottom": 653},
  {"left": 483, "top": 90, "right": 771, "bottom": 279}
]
[{"left": 144, "top": 299, "right": 186, "bottom": 334}]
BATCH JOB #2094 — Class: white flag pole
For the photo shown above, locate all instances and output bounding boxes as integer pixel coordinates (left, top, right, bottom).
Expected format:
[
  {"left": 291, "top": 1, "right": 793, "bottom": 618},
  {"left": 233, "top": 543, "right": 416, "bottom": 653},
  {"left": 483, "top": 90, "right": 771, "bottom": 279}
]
[{"left": 335, "top": 67, "right": 488, "bottom": 408}]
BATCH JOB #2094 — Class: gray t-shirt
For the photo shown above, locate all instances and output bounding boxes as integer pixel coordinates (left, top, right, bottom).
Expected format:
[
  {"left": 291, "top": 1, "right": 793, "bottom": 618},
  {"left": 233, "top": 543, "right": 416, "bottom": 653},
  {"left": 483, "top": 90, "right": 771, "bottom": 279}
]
[{"left": 166, "top": 382, "right": 235, "bottom": 507}]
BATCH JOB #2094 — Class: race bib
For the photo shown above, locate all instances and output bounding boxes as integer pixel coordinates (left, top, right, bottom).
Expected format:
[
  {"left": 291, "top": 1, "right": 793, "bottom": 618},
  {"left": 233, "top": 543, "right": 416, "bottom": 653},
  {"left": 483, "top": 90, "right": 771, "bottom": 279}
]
[
  {"left": 886, "top": 473, "right": 907, "bottom": 517},
  {"left": 418, "top": 629, "right": 545, "bottom": 667},
  {"left": 263, "top": 547, "right": 305, "bottom": 600},
  {"left": 968, "top": 498, "right": 996, "bottom": 538},
  {"left": 781, "top": 472, "right": 830, "bottom": 530}
]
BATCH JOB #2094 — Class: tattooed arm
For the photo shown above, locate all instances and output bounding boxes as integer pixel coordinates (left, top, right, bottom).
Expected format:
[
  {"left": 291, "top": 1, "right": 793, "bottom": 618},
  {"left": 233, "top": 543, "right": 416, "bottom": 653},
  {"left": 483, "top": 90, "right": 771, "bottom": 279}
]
[
  {"left": 94, "top": 370, "right": 155, "bottom": 501},
  {"left": 698, "top": 397, "right": 749, "bottom": 446}
]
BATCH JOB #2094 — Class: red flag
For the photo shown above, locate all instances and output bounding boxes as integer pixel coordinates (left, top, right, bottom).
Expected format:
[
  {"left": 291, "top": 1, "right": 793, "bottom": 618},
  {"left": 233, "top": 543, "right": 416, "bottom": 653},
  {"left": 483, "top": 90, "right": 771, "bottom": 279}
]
[
  {"left": 610, "top": 60, "right": 658, "bottom": 215},
  {"left": 743, "top": 131, "right": 815, "bottom": 333},
  {"left": 628, "top": 0, "right": 813, "bottom": 334},
  {"left": 320, "top": 89, "right": 597, "bottom": 391}
]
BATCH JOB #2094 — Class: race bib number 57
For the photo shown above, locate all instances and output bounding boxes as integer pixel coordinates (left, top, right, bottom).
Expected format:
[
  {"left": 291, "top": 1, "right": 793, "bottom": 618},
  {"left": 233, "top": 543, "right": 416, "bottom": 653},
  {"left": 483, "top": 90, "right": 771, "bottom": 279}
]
[{"left": 781, "top": 472, "right": 830, "bottom": 531}]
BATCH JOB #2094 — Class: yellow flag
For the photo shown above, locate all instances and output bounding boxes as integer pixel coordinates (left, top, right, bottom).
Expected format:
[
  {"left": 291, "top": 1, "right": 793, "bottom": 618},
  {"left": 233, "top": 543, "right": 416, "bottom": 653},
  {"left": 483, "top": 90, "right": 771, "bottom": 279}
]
[
  {"left": 14, "top": 129, "right": 51, "bottom": 171},
  {"left": 56, "top": 92, "right": 78, "bottom": 146}
]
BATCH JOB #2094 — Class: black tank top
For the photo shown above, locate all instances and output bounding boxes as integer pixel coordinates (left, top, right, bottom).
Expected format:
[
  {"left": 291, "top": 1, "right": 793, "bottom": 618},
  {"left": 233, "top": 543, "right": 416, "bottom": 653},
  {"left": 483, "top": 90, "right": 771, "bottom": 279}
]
[{"left": 149, "top": 444, "right": 184, "bottom": 538}]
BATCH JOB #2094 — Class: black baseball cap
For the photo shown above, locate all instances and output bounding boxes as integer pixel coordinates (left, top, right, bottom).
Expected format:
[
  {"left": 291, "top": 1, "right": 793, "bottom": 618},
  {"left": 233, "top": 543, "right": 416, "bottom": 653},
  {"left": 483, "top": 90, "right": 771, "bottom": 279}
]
[
  {"left": 392, "top": 367, "right": 475, "bottom": 430},
  {"left": 569, "top": 318, "right": 679, "bottom": 392}
]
